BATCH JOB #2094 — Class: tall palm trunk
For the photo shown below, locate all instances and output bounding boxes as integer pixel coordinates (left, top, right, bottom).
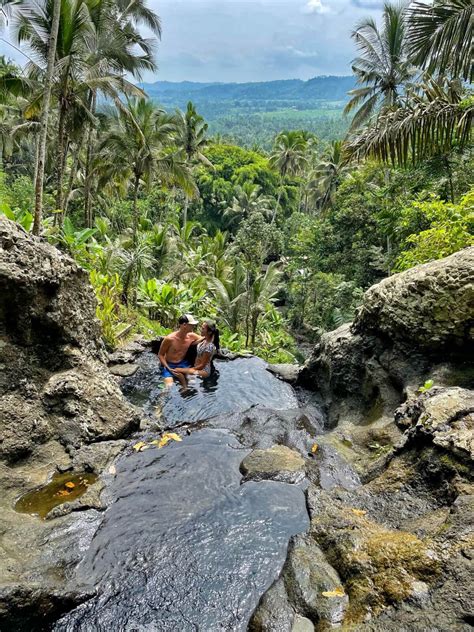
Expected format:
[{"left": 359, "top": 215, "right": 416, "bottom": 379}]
[
  {"left": 183, "top": 196, "right": 189, "bottom": 227},
  {"left": 443, "top": 155, "right": 455, "bottom": 203},
  {"left": 83, "top": 91, "right": 96, "bottom": 227},
  {"left": 33, "top": 0, "right": 61, "bottom": 236},
  {"left": 271, "top": 183, "right": 283, "bottom": 224},
  {"left": 55, "top": 98, "right": 68, "bottom": 219},
  {"left": 132, "top": 170, "right": 141, "bottom": 244},
  {"left": 64, "top": 138, "right": 83, "bottom": 217}
]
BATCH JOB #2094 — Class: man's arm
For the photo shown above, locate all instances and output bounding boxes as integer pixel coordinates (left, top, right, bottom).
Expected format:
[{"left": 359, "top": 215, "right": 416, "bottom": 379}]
[
  {"left": 190, "top": 333, "right": 204, "bottom": 342},
  {"left": 158, "top": 337, "right": 171, "bottom": 369}
]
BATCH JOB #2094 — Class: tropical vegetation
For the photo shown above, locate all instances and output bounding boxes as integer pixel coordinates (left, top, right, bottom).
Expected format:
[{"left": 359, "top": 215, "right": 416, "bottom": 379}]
[{"left": 0, "top": 0, "right": 472, "bottom": 361}]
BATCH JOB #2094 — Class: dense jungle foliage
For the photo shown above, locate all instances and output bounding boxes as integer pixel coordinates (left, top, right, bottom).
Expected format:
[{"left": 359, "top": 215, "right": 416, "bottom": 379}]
[
  {"left": 140, "top": 76, "right": 355, "bottom": 148},
  {"left": 0, "top": 0, "right": 472, "bottom": 362}
]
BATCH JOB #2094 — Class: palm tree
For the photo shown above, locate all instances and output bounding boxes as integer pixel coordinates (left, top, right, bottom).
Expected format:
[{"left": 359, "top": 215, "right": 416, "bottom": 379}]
[
  {"left": 223, "top": 182, "right": 273, "bottom": 229},
  {"left": 246, "top": 262, "right": 282, "bottom": 347},
  {"left": 34, "top": 0, "right": 60, "bottom": 235},
  {"left": 209, "top": 260, "right": 247, "bottom": 333},
  {"left": 270, "top": 130, "right": 308, "bottom": 178},
  {"left": 309, "top": 140, "right": 351, "bottom": 211},
  {"left": 344, "top": 2, "right": 414, "bottom": 131},
  {"left": 4, "top": 0, "right": 62, "bottom": 234},
  {"left": 406, "top": 0, "right": 473, "bottom": 82},
  {"left": 269, "top": 130, "right": 308, "bottom": 222},
  {"left": 345, "top": 76, "right": 473, "bottom": 170},
  {"left": 116, "top": 233, "right": 154, "bottom": 306},
  {"left": 175, "top": 101, "right": 212, "bottom": 226},
  {"left": 101, "top": 97, "right": 196, "bottom": 243}
]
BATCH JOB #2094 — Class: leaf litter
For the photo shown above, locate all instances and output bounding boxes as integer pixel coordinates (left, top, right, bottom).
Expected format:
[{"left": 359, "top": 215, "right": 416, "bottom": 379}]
[{"left": 133, "top": 432, "right": 183, "bottom": 453}]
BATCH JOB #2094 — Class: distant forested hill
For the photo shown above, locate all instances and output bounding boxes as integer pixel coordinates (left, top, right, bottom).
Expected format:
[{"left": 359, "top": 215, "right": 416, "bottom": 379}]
[
  {"left": 140, "top": 76, "right": 355, "bottom": 148},
  {"left": 141, "top": 76, "right": 354, "bottom": 103}
]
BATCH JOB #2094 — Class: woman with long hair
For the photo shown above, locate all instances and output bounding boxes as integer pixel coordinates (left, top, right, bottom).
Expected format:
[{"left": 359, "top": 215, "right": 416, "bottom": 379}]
[{"left": 170, "top": 320, "right": 220, "bottom": 388}]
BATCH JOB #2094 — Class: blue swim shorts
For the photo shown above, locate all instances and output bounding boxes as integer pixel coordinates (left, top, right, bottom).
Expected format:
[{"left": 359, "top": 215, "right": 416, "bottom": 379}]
[{"left": 162, "top": 360, "right": 191, "bottom": 379}]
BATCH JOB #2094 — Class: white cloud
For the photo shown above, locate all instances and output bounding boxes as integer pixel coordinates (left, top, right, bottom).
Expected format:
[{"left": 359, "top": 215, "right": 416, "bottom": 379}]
[{"left": 302, "top": 0, "right": 331, "bottom": 14}]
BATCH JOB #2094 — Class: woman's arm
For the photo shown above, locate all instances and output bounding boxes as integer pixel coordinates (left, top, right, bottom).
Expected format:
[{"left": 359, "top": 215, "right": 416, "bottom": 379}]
[
  {"left": 171, "top": 351, "right": 212, "bottom": 375},
  {"left": 193, "top": 351, "right": 211, "bottom": 371}
]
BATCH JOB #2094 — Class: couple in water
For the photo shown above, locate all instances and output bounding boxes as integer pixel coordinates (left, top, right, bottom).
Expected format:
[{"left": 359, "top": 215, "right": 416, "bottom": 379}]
[{"left": 158, "top": 314, "right": 220, "bottom": 389}]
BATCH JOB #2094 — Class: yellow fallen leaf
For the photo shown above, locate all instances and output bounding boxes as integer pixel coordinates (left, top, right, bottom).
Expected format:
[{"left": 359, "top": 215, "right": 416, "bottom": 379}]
[
  {"left": 56, "top": 489, "right": 70, "bottom": 497},
  {"left": 65, "top": 482, "right": 75, "bottom": 489},
  {"left": 351, "top": 508, "right": 367, "bottom": 517},
  {"left": 165, "top": 432, "right": 182, "bottom": 442},
  {"left": 322, "top": 586, "right": 345, "bottom": 598},
  {"left": 157, "top": 432, "right": 183, "bottom": 448},
  {"left": 133, "top": 441, "right": 147, "bottom": 452},
  {"left": 311, "top": 443, "right": 319, "bottom": 454},
  {"left": 150, "top": 439, "right": 161, "bottom": 446}
]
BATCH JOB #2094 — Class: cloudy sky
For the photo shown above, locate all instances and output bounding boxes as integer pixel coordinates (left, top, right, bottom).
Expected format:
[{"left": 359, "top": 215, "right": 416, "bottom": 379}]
[
  {"left": 150, "top": 0, "right": 384, "bottom": 82},
  {"left": 1, "top": 0, "right": 384, "bottom": 83}
]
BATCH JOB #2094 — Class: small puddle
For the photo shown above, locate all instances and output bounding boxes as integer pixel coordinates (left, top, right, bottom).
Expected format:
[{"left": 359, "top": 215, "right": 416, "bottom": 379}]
[{"left": 15, "top": 472, "right": 97, "bottom": 519}]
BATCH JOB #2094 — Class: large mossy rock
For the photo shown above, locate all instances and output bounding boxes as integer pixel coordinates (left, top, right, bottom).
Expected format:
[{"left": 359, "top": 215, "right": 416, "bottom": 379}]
[
  {"left": 395, "top": 386, "right": 474, "bottom": 461},
  {"left": 299, "top": 248, "right": 474, "bottom": 426},
  {"left": 0, "top": 217, "right": 139, "bottom": 462},
  {"left": 353, "top": 247, "right": 474, "bottom": 353},
  {"left": 240, "top": 445, "right": 306, "bottom": 483}
]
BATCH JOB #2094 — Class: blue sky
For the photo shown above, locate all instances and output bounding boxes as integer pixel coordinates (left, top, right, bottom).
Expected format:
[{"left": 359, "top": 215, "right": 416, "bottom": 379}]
[{"left": 1, "top": 0, "right": 384, "bottom": 83}]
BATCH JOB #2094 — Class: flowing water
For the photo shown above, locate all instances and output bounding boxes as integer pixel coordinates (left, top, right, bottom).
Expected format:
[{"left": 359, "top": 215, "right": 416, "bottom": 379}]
[{"left": 54, "top": 355, "right": 310, "bottom": 631}]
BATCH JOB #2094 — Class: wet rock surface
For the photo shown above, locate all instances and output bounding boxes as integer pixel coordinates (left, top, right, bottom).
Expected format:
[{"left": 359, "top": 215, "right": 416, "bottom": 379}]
[
  {"left": 207, "top": 404, "right": 324, "bottom": 454},
  {"left": 240, "top": 445, "right": 306, "bottom": 483}
]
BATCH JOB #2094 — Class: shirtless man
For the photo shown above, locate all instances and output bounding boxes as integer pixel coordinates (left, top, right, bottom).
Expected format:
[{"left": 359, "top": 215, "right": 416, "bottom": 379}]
[{"left": 158, "top": 314, "right": 202, "bottom": 386}]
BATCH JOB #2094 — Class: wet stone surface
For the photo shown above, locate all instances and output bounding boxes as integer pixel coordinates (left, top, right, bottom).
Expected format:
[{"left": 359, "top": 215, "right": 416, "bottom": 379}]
[{"left": 54, "top": 429, "right": 309, "bottom": 631}]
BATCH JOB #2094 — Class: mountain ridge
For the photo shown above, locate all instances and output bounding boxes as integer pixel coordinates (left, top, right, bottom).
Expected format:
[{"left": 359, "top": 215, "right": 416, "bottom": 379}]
[{"left": 140, "top": 75, "right": 355, "bottom": 103}]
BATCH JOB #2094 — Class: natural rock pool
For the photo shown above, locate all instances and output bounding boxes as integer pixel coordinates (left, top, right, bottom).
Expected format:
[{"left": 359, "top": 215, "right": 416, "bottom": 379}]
[
  {"left": 122, "top": 352, "right": 300, "bottom": 425},
  {"left": 53, "top": 355, "right": 312, "bottom": 631}
]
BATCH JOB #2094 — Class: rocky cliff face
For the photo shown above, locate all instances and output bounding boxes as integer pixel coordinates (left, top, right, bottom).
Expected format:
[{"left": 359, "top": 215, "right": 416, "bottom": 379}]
[
  {"left": 251, "top": 248, "right": 474, "bottom": 632},
  {"left": 0, "top": 217, "right": 139, "bottom": 626},
  {"left": 299, "top": 247, "right": 474, "bottom": 429}
]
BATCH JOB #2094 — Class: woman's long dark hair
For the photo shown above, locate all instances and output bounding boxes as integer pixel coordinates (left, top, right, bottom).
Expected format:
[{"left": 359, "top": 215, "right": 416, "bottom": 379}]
[{"left": 205, "top": 320, "right": 220, "bottom": 351}]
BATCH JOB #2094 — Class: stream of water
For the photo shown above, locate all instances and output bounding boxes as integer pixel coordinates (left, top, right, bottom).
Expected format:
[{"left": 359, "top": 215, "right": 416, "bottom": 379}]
[{"left": 54, "top": 355, "right": 311, "bottom": 631}]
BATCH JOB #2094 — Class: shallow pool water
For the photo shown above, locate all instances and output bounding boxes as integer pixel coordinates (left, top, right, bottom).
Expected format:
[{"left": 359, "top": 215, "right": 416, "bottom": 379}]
[
  {"left": 54, "top": 355, "right": 310, "bottom": 631},
  {"left": 121, "top": 352, "right": 299, "bottom": 427}
]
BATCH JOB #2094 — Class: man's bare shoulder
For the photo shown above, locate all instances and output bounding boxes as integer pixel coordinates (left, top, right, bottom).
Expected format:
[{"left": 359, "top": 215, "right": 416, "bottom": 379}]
[
  {"left": 164, "top": 331, "right": 178, "bottom": 340},
  {"left": 188, "top": 332, "right": 201, "bottom": 341}
]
